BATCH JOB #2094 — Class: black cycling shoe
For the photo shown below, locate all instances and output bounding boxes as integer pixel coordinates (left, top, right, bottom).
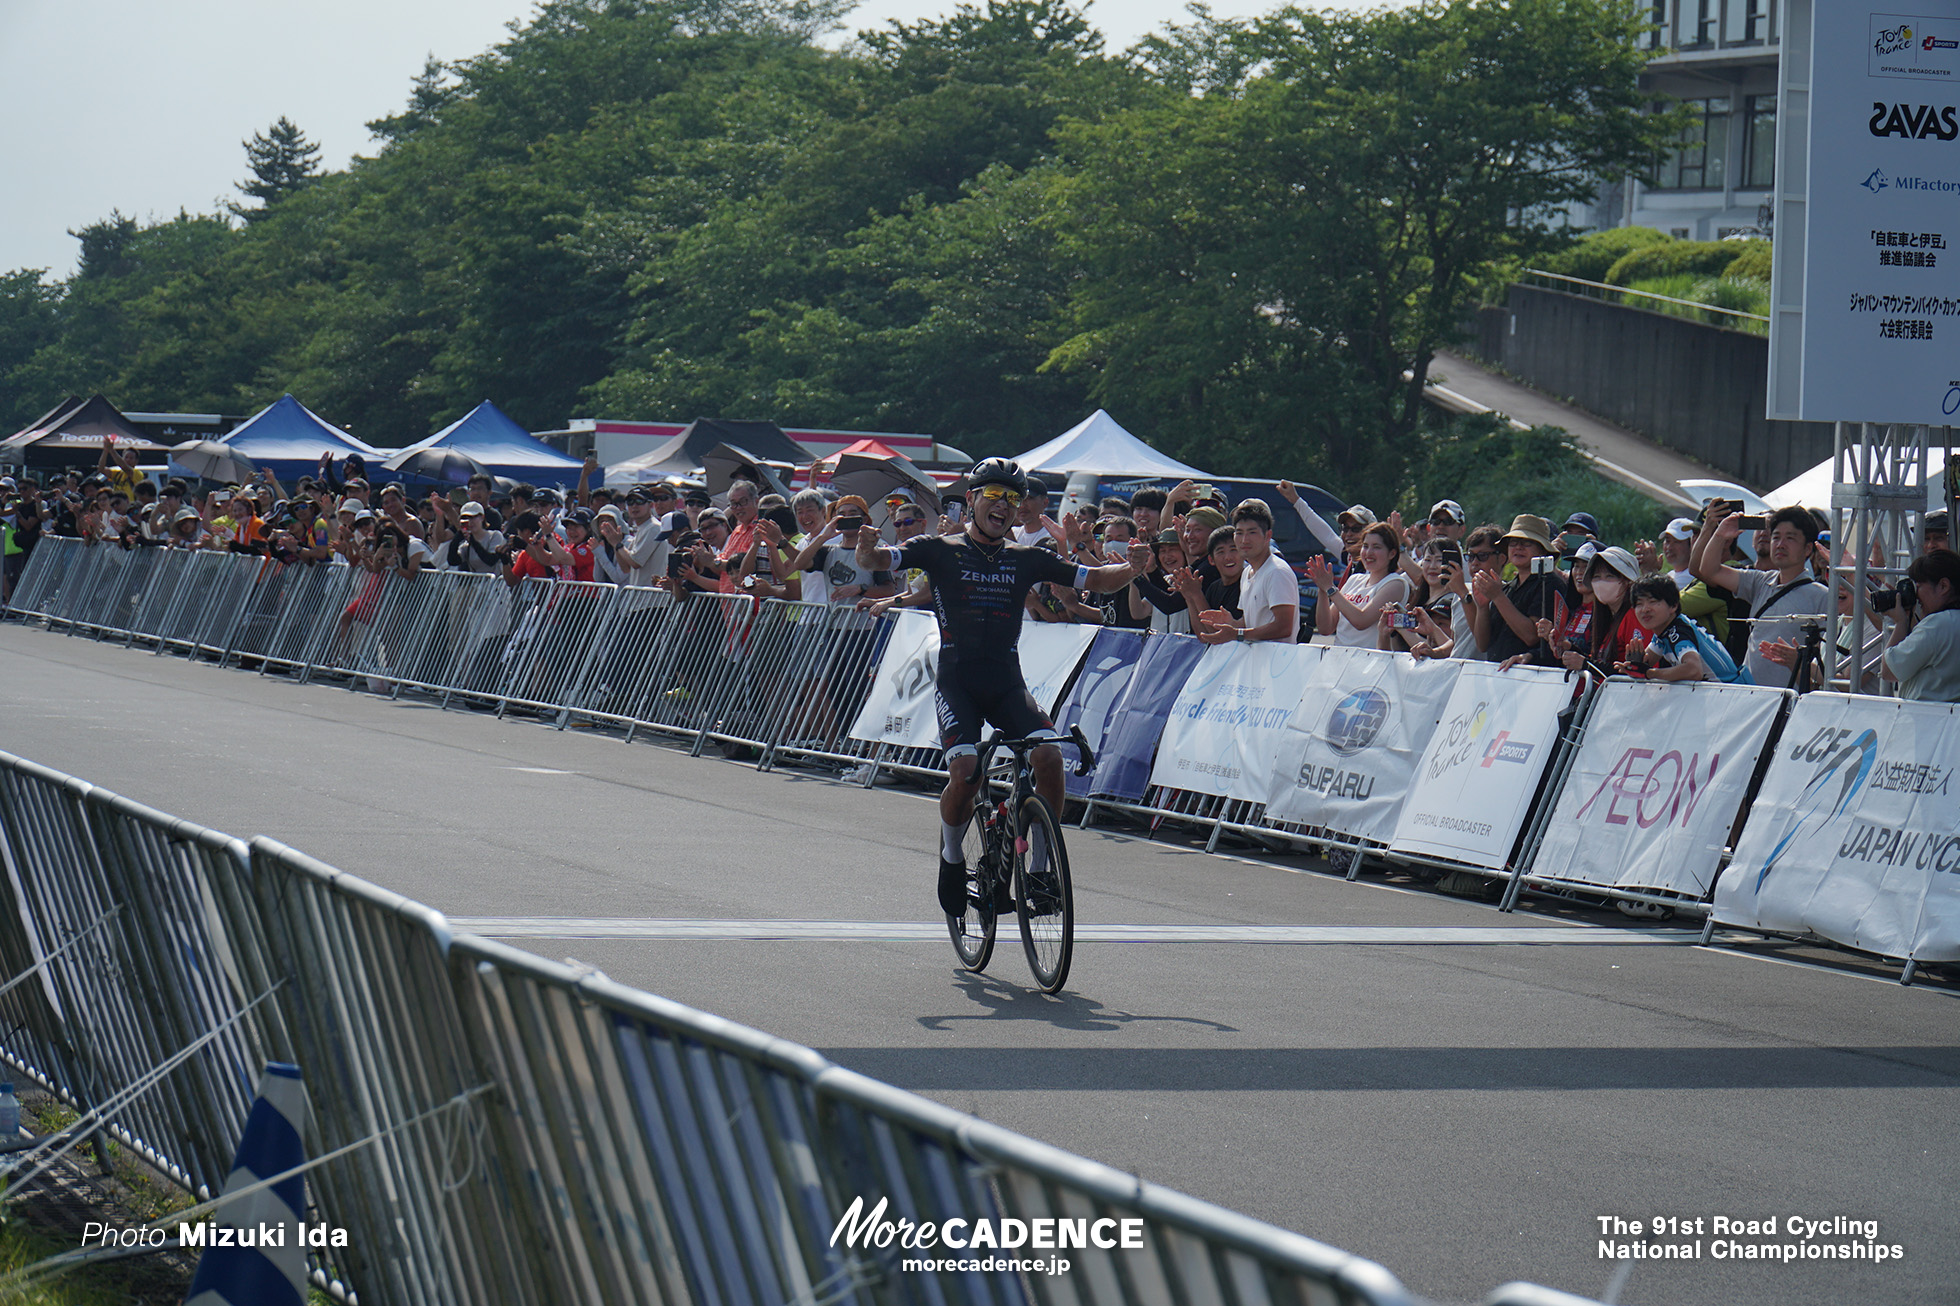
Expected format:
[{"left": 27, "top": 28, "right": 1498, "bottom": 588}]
[
  {"left": 938, "top": 858, "right": 970, "bottom": 917},
  {"left": 991, "top": 876, "right": 1015, "bottom": 916}
]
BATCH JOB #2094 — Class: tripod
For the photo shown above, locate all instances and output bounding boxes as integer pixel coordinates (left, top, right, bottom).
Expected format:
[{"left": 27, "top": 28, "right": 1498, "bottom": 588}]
[{"left": 1786, "top": 618, "right": 1827, "bottom": 694}]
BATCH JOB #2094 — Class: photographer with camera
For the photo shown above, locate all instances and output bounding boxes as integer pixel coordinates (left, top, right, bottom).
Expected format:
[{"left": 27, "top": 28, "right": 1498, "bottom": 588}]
[{"left": 1881, "top": 548, "right": 1960, "bottom": 702}]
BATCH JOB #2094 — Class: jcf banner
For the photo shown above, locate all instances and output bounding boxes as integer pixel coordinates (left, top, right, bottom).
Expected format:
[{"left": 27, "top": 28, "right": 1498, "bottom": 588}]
[
  {"left": 1716, "top": 694, "right": 1960, "bottom": 962},
  {"left": 1150, "top": 642, "right": 1320, "bottom": 803},
  {"left": 1263, "top": 648, "right": 1461, "bottom": 843},
  {"left": 1531, "top": 680, "right": 1786, "bottom": 898},
  {"left": 1389, "top": 663, "right": 1571, "bottom": 870}
]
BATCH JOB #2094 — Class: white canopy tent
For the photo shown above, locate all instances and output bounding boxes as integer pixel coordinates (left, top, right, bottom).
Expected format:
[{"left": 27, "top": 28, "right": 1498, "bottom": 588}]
[
  {"left": 1765, "top": 448, "right": 1954, "bottom": 512},
  {"left": 1010, "top": 409, "right": 1212, "bottom": 479}
]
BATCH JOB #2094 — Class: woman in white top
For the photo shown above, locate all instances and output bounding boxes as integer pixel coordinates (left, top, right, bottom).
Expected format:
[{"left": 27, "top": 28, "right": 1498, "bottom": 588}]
[{"left": 1308, "top": 523, "right": 1408, "bottom": 648}]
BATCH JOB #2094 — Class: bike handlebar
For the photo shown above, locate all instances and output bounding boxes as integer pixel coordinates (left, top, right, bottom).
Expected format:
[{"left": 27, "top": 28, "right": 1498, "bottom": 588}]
[{"left": 978, "top": 725, "right": 1097, "bottom": 777}]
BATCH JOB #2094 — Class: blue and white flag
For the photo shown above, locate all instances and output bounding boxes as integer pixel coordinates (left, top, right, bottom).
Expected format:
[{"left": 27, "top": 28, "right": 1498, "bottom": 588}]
[{"left": 185, "top": 1061, "right": 310, "bottom": 1306}]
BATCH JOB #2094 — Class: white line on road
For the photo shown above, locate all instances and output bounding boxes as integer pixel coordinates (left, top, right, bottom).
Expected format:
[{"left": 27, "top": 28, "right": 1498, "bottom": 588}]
[{"left": 448, "top": 918, "right": 1705, "bottom": 944}]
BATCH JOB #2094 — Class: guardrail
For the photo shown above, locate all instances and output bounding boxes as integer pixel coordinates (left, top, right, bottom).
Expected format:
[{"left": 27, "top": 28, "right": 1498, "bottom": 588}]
[
  {"left": 0, "top": 746, "right": 1561, "bottom": 1305},
  {"left": 1518, "top": 268, "right": 1769, "bottom": 327}
]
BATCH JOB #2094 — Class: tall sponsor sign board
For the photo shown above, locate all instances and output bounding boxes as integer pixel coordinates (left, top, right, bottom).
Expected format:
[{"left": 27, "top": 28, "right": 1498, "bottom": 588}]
[
  {"left": 1388, "top": 664, "right": 1571, "bottom": 870},
  {"left": 1529, "top": 680, "right": 1787, "bottom": 898},
  {"left": 1768, "top": 0, "right": 1960, "bottom": 422},
  {"left": 1716, "top": 693, "right": 1960, "bottom": 961},
  {"left": 1262, "top": 648, "right": 1462, "bottom": 843},
  {"left": 1149, "top": 642, "right": 1321, "bottom": 803},
  {"left": 1091, "top": 633, "right": 1208, "bottom": 800}
]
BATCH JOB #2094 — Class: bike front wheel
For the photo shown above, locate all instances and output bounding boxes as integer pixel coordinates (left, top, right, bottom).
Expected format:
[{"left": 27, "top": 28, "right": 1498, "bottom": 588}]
[
  {"left": 1014, "top": 795, "right": 1074, "bottom": 993},
  {"left": 946, "top": 798, "right": 998, "bottom": 971}
]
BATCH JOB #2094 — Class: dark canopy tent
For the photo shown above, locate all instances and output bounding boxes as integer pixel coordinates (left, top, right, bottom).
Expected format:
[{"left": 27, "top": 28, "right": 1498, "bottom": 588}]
[
  {"left": 0, "top": 394, "right": 169, "bottom": 468},
  {"left": 401, "top": 400, "right": 586, "bottom": 490},
  {"left": 607, "top": 418, "right": 814, "bottom": 482}
]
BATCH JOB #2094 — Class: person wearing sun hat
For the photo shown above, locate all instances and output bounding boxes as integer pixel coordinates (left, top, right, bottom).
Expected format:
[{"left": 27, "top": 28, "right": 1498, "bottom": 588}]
[{"left": 1473, "top": 513, "right": 1573, "bottom": 664}]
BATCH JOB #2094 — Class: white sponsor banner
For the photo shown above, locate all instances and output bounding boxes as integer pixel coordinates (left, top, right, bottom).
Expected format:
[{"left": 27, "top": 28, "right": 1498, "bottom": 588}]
[
  {"left": 848, "top": 610, "right": 940, "bottom": 748},
  {"left": 848, "top": 615, "right": 1095, "bottom": 749},
  {"left": 1388, "top": 663, "right": 1571, "bottom": 870},
  {"left": 1530, "top": 680, "right": 1788, "bottom": 898},
  {"left": 1715, "top": 693, "right": 1960, "bottom": 962},
  {"left": 1019, "top": 622, "right": 1100, "bottom": 713},
  {"left": 1262, "top": 647, "right": 1462, "bottom": 843},
  {"left": 1148, "top": 641, "right": 1321, "bottom": 802}
]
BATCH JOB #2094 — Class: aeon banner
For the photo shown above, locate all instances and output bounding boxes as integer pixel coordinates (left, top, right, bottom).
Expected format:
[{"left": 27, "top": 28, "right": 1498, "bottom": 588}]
[
  {"left": 1262, "top": 647, "right": 1462, "bottom": 843},
  {"left": 1530, "top": 679, "right": 1787, "bottom": 897},
  {"left": 1716, "top": 693, "right": 1960, "bottom": 961},
  {"left": 1389, "top": 663, "right": 1572, "bottom": 870}
]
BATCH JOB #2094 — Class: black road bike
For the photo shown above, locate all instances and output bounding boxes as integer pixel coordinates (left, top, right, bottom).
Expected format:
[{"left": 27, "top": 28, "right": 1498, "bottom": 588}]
[{"left": 946, "top": 727, "right": 1092, "bottom": 993}]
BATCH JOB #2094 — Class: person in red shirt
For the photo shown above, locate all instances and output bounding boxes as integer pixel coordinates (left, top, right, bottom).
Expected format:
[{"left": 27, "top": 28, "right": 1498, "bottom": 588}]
[
  {"left": 503, "top": 512, "right": 572, "bottom": 588},
  {"left": 561, "top": 508, "right": 597, "bottom": 582},
  {"left": 715, "top": 480, "right": 761, "bottom": 594}
]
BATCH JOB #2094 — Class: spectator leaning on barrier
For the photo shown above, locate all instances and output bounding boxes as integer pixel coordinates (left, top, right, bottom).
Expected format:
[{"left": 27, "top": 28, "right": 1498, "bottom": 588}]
[
  {"left": 1881, "top": 548, "right": 1960, "bottom": 701},
  {"left": 1180, "top": 506, "right": 1228, "bottom": 588},
  {"left": 1626, "top": 575, "right": 1749, "bottom": 683},
  {"left": 1560, "top": 546, "right": 1641, "bottom": 674},
  {"left": 1475, "top": 514, "right": 1569, "bottom": 665},
  {"left": 443, "top": 502, "right": 506, "bottom": 573},
  {"left": 1691, "top": 503, "right": 1829, "bottom": 689},
  {"left": 1132, "top": 531, "right": 1193, "bottom": 633},
  {"left": 1308, "top": 521, "right": 1406, "bottom": 647}
]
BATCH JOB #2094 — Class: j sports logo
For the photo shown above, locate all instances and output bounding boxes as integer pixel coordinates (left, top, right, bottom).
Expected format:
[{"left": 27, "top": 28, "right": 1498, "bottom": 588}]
[{"left": 1480, "top": 732, "right": 1534, "bottom": 767}]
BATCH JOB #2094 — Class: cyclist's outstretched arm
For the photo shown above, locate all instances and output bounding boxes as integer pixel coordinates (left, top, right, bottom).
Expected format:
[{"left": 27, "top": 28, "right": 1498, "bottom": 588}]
[{"left": 1080, "top": 539, "right": 1151, "bottom": 593}]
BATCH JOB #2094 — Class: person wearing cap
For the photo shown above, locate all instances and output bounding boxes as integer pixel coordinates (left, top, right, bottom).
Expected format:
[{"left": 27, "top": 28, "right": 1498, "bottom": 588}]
[
  {"left": 591, "top": 505, "right": 629, "bottom": 585},
  {"left": 681, "top": 487, "right": 712, "bottom": 526},
  {"left": 555, "top": 507, "right": 595, "bottom": 581},
  {"left": 1926, "top": 509, "right": 1950, "bottom": 556},
  {"left": 1428, "top": 500, "right": 1468, "bottom": 545},
  {"left": 617, "top": 487, "right": 672, "bottom": 588},
  {"left": 168, "top": 505, "right": 206, "bottom": 549},
  {"left": 1553, "top": 546, "right": 1641, "bottom": 673},
  {"left": 444, "top": 502, "right": 506, "bottom": 575},
  {"left": 1558, "top": 512, "right": 1600, "bottom": 561},
  {"left": 1472, "top": 514, "right": 1572, "bottom": 664},
  {"left": 1012, "top": 476, "right": 1053, "bottom": 546}
]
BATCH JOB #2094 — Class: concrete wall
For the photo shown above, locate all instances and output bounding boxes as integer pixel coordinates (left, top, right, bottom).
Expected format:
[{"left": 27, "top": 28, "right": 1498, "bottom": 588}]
[{"left": 1466, "top": 285, "right": 1836, "bottom": 491}]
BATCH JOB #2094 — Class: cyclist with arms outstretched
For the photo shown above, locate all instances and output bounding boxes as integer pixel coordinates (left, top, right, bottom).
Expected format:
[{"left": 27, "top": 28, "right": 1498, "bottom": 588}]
[{"left": 854, "top": 459, "right": 1151, "bottom": 916}]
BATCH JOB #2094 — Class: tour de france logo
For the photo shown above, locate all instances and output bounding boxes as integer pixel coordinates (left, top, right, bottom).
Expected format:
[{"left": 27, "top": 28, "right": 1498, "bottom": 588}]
[{"left": 1324, "top": 687, "right": 1391, "bottom": 756}]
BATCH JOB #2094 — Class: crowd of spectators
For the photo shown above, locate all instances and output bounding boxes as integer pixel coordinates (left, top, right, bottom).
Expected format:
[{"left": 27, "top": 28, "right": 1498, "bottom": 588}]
[{"left": 3, "top": 444, "right": 1956, "bottom": 703}]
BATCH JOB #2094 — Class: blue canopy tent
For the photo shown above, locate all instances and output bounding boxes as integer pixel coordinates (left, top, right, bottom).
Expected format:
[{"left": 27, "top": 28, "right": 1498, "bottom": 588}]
[
  {"left": 174, "top": 395, "right": 383, "bottom": 485},
  {"left": 401, "top": 401, "right": 586, "bottom": 490}
]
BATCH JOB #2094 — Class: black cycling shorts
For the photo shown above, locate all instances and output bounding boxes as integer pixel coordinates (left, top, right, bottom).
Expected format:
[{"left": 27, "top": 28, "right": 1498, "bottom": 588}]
[{"left": 935, "top": 665, "right": 1054, "bottom": 759}]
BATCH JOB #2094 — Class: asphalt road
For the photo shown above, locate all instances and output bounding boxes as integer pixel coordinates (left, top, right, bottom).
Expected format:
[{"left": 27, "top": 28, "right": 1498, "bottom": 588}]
[{"left": 2, "top": 621, "right": 1955, "bottom": 1306}]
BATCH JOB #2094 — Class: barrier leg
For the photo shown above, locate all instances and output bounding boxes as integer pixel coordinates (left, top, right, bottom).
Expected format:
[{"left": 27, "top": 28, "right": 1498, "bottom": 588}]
[
  {"left": 1699, "top": 916, "right": 1717, "bottom": 945},
  {"left": 1346, "top": 838, "right": 1367, "bottom": 882},
  {"left": 1077, "top": 799, "right": 1097, "bottom": 830},
  {"left": 1900, "top": 959, "right": 1917, "bottom": 987}
]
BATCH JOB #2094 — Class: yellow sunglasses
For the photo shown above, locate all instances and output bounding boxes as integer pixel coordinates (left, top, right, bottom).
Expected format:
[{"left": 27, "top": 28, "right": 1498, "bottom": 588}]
[{"left": 971, "top": 484, "right": 1023, "bottom": 507}]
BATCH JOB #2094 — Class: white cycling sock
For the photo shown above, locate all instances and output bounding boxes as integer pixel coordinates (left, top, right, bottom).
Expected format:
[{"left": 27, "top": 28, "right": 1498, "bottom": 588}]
[{"left": 942, "top": 818, "right": 969, "bottom": 862}]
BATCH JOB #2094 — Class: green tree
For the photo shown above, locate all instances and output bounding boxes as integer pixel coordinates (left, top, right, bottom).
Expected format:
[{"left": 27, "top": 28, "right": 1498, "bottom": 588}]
[
  {"left": 233, "top": 117, "right": 322, "bottom": 221},
  {"left": 1045, "top": 0, "right": 1677, "bottom": 501},
  {"left": 0, "top": 269, "right": 64, "bottom": 432}
]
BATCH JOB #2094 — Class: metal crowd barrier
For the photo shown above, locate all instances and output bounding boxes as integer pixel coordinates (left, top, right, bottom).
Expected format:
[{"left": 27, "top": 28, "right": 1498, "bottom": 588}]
[{"left": 0, "top": 747, "right": 1607, "bottom": 1305}]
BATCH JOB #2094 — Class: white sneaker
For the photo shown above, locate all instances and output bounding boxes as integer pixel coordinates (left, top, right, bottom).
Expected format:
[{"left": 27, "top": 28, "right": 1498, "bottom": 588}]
[{"left": 843, "top": 762, "right": 877, "bottom": 784}]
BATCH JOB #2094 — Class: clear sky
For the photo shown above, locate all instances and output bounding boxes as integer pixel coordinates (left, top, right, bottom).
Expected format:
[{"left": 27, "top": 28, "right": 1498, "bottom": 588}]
[{"left": 0, "top": 0, "right": 1324, "bottom": 279}]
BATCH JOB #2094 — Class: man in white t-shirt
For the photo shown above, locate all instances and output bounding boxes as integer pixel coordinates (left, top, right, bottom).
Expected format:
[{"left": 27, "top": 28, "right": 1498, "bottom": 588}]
[
  {"left": 1660, "top": 516, "right": 1697, "bottom": 590},
  {"left": 1197, "top": 498, "right": 1298, "bottom": 644}
]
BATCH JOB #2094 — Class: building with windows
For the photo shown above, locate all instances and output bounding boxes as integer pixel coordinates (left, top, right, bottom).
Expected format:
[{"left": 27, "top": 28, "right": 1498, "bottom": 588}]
[{"left": 1577, "top": 2, "right": 1783, "bottom": 239}]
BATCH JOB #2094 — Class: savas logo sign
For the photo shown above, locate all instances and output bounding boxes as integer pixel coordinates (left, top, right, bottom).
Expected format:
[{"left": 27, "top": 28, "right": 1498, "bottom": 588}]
[{"left": 1869, "top": 101, "right": 1960, "bottom": 140}]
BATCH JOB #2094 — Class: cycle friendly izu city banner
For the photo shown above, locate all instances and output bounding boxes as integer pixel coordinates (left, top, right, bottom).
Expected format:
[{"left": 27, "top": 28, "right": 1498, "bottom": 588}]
[
  {"left": 1388, "top": 662, "right": 1572, "bottom": 870},
  {"left": 1529, "top": 679, "right": 1788, "bottom": 898},
  {"left": 1148, "top": 640, "right": 1321, "bottom": 803},
  {"left": 1715, "top": 692, "right": 1960, "bottom": 961},
  {"left": 1262, "top": 647, "right": 1462, "bottom": 844}
]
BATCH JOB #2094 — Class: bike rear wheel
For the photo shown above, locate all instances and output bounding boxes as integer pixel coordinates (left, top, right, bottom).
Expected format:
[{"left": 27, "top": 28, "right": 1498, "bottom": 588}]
[
  {"left": 1014, "top": 795, "right": 1074, "bottom": 993},
  {"left": 946, "top": 798, "right": 998, "bottom": 971}
]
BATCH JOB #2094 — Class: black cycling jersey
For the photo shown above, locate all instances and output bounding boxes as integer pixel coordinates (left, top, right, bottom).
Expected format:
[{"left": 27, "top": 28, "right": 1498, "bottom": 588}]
[{"left": 897, "top": 532, "right": 1085, "bottom": 668}]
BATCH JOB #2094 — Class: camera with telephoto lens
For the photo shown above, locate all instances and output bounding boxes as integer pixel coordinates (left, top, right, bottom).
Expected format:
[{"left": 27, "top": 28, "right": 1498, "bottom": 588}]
[{"left": 1868, "top": 576, "right": 1918, "bottom": 614}]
